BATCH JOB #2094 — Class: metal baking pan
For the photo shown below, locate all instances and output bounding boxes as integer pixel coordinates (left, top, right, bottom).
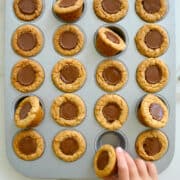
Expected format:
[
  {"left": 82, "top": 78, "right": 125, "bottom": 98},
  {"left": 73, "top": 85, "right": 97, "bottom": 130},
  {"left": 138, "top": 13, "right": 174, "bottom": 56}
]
[{"left": 5, "top": 0, "right": 175, "bottom": 178}]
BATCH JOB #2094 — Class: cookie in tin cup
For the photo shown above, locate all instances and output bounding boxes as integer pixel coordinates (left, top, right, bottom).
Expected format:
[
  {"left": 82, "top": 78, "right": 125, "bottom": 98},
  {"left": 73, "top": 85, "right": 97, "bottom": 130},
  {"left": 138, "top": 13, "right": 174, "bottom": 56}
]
[{"left": 53, "top": 0, "right": 84, "bottom": 22}]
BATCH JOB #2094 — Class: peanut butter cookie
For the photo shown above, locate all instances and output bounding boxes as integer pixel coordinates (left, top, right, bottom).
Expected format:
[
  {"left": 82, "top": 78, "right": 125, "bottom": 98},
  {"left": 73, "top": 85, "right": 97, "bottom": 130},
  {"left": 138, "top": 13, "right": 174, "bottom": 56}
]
[
  {"left": 96, "top": 27, "right": 126, "bottom": 57},
  {"left": 136, "top": 58, "right": 169, "bottom": 93},
  {"left": 11, "top": 59, "right": 44, "bottom": 93},
  {"left": 135, "top": 129, "right": 168, "bottom": 161},
  {"left": 135, "top": 24, "right": 169, "bottom": 58},
  {"left": 53, "top": 24, "right": 84, "bottom": 56},
  {"left": 94, "top": 144, "right": 117, "bottom": 178},
  {"left": 13, "top": 0, "right": 43, "bottom": 21},
  {"left": 94, "top": 0, "right": 128, "bottom": 22},
  {"left": 96, "top": 60, "right": 128, "bottom": 92},
  {"left": 138, "top": 94, "right": 168, "bottom": 128},
  {"left": 52, "top": 130, "right": 86, "bottom": 162},
  {"left": 14, "top": 96, "right": 44, "bottom": 128},
  {"left": 53, "top": 0, "right": 84, "bottom": 22},
  {"left": 51, "top": 94, "right": 86, "bottom": 127},
  {"left": 13, "top": 129, "right": 44, "bottom": 161},
  {"left": 52, "top": 59, "right": 86, "bottom": 92},
  {"left": 135, "top": 0, "right": 168, "bottom": 22},
  {"left": 95, "top": 94, "right": 128, "bottom": 130},
  {"left": 12, "top": 25, "right": 43, "bottom": 57}
]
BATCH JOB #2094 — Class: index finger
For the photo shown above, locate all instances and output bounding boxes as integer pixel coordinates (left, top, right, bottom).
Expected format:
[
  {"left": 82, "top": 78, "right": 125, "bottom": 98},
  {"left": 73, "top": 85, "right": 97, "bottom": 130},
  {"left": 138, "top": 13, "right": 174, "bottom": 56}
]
[{"left": 116, "top": 147, "right": 129, "bottom": 180}]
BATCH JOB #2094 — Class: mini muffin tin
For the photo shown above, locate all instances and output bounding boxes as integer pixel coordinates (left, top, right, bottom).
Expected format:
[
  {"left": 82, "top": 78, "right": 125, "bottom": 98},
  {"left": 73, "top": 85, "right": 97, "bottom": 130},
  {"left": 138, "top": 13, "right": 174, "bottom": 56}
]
[{"left": 5, "top": 0, "right": 175, "bottom": 179}]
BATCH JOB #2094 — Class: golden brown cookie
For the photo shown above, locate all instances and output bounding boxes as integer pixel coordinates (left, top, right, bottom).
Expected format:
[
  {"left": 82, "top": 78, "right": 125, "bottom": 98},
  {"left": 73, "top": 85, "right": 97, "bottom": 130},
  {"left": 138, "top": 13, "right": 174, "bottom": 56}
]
[
  {"left": 12, "top": 25, "right": 43, "bottom": 57},
  {"left": 53, "top": 0, "right": 84, "bottom": 22},
  {"left": 135, "top": 0, "right": 168, "bottom": 22},
  {"left": 135, "top": 24, "right": 169, "bottom": 58},
  {"left": 52, "top": 59, "right": 86, "bottom": 92},
  {"left": 96, "top": 27, "right": 126, "bottom": 57},
  {"left": 11, "top": 59, "right": 44, "bottom": 93},
  {"left": 136, "top": 58, "right": 169, "bottom": 93},
  {"left": 53, "top": 24, "right": 84, "bottom": 56},
  {"left": 52, "top": 130, "right": 86, "bottom": 162},
  {"left": 51, "top": 94, "right": 86, "bottom": 127},
  {"left": 138, "top": 94, "right": 168, "bottom": 128},
  {"left": 94, "top": 144, "right": 117, "bottom": 178},
  {"left": 13, "top": 0, "right": 43, "bottom": 21},
  {"left": 14, "top": 96, "right": 44, "bottom": 128},
  {"left": 95, "top": 94, "right": 128, "bottom": 130},
  {"left": 135, "top": 129, "right": 168, "bottom": 161},
  {"left": 13, "top": 129, "right": 44, "bottom": 161},
  {"left": 96, "top": 60, "right": 128, "bottom": 92},
  {"left": 93, "top": 0, "right": 128, "bottom": 22}
]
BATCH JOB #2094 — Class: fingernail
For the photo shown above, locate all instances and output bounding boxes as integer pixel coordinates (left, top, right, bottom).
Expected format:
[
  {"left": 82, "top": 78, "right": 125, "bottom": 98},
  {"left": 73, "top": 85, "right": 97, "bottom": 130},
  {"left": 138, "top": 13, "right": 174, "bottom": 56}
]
[{"left": 116, "top": 147, "right": 123, "bottom": 153}]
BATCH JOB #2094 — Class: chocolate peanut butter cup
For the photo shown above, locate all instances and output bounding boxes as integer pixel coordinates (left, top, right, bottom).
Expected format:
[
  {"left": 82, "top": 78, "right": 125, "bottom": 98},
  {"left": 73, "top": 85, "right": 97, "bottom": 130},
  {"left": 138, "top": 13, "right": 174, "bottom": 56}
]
[
  {"left": 96, "top": 27, "right": 126, "bottom": 57},
  {"left": 94, "top": 0, "right": 128, "bottom": 22},
  {"left": 53, "top": 0, "right": 84, "bottom": 22},
  {"left": 52, "top": 59, "right": 86, "bottom": 92},
  {"left": 136, "top": 130, "right": 168, "bottom": 161},
  {"left": 138, "top": 94, "right": 168, "bottom": 128},
  {"left": 12, "top": 25, "right": 43, "bottom": 57},
  {"left": 11, "top": 59, "right": 44, "bottom": 93},
  {"left": 96, "top": 60, "right": 128, "bottom": 92},
  {"left": 52, "top": 130, "right": 86, "bottom": 162},
  {"left": 135, "top": 24, "right": 169, "bottom": 58},
  {"left": 94, "top": 144, "right": 117, "bottom": 178},
  {"left": 51, "top": 94, "right": 86, "bottom": 127},
  {"left": 135, "top": 0, "right": 167, "bottom": 22},
  {"left": 13, "top": 130, "right": 44, "bottom": 161},
  {"left": 14, "top": 96, "right": 44, "bottom": 128},
  {"left": 14, "top": 0, "right": 43, "bottom": 21},
  {"left": 53, "top": 24, "right": 84, "bottom": 56},
  {"left": 136, "top": 58, "right": 169, "bottom": 93},
  {"left": 95, "top": 94, "right": 128, "bottom": 130}
]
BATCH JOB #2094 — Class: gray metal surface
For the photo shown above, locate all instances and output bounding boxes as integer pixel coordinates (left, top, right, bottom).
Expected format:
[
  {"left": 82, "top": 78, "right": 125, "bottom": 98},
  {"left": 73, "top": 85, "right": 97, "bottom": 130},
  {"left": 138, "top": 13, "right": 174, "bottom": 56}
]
[{"left": 4, "top": 0, "right": 175, "bottom": 179}]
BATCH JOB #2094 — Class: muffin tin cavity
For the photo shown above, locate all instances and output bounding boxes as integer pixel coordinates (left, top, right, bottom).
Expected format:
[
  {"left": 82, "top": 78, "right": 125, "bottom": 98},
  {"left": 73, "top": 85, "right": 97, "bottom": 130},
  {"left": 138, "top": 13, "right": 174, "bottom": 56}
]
[{"left": 95, "top": 131, "right": 128, "bottom": 151}]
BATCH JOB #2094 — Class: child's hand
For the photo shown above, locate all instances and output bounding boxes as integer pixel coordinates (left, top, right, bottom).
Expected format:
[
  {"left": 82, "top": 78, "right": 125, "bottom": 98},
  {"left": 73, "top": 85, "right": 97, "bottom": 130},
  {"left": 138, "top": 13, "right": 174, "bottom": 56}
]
[{"left": 104, "top": 147, "right": 158, "bottom": 180}]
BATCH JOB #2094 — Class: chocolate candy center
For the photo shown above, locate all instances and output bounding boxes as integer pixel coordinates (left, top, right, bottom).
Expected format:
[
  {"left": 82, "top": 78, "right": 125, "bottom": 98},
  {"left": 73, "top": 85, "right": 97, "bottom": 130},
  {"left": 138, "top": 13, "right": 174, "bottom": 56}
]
[
  {"left": 17, "top": 32, "right": 37, "bottom": 51},
  {"left": 59, "top": 31, "right": 78, "bottom": 50},
  {"left": 102, "top": 103, "right": 121, "bottom": 123},
  {"left": 101, "top": 0, "right": 121, "bottom": 14},
  {"left": 19, "top": 102, "right": 32, "bottom": 119},
  {"left": 142, "top": 0, "right": 161, "bottom": 14},
  {"left": 143, "top": 137, "right": 162, "bottom": 156},
  {"left": 97, "top": 151, "right": 109, "bottom": 170},
  {"left": 17, "top": 65, "right": 36, "bottom": 86},
  {"left": 18, "top": 0, "right": 36, "bottom": 15},
  {"left": 59, "top": 0, "right": 77, "bottom": 8},
  {"left": 144, "top": 30, "right": 163, "bottom": 50},
  {"left": 145, "top": 65, "right": 162, "bottom": 84},
  {"left": 149, "top": 103, "right": 164, "bottom": 121},
  {"left": 105, "top": 31, "right": 120, "bottom": 44},
  {"left": 102, "top": 66, "right": 121, "bottom": 85},
  {"left": 60, "top": 65, "right": 79, "bottom": 84},
  {"left": 18, "top": 136, "right": 37, "bottom": 155},
  {"left": 60, "top": 101, "right": 78, "bottom": 120},
  {"left": 60, "top": 138, "right": 79, "bottom": 155}
]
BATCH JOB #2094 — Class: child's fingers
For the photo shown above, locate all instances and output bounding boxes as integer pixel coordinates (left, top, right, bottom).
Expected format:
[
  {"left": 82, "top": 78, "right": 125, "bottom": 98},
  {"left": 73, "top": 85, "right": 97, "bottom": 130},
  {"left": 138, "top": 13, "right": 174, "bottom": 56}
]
[
  {"left": 116, "top": 147, "right": 129, "bottom": 180},
  {"left": 146, "top": 161, "right": 158, "bottom": 180},
  {"left": 124, "top": 152, "right": 139, "bottom": 179},
  {"left": 135, "top": 158, "right": 149, "bottom": 178}
]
